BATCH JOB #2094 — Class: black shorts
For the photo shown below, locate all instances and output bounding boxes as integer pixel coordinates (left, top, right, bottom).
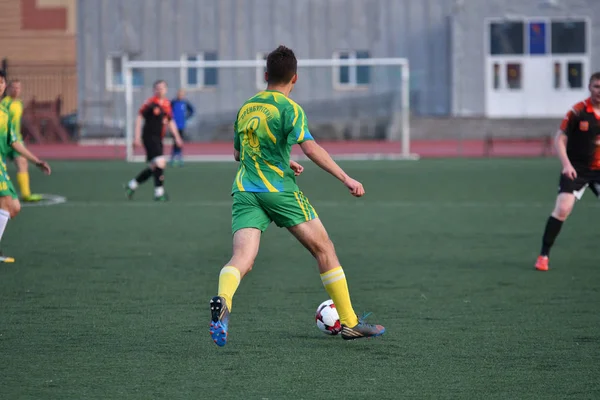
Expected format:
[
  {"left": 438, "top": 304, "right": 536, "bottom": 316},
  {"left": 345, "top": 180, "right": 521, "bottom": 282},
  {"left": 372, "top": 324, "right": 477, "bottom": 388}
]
[
  {"left": 143, "top": 135, "right": 163, "bottom": 162},
  {"left": 558, "top": 170, "right": 600, "bottom": 199}
]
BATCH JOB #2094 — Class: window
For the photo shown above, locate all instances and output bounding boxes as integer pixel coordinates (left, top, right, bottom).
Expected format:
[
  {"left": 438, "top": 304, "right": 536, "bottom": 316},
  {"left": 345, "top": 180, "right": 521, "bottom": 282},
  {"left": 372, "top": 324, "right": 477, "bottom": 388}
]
[
  {"left": 106, "top": 54, "right": 144, "bottom": 91},
  {"left": 255, "top": 53, "right": 268, "bottom": 90},
  {"left": 333, "top": 50, "right": 371, "bottom": 89},
  {"left": 506, "top": 63, "right": 522, "bottom": 90},
  {"left": 490, "top": 21, "right": 525, "bottom": 55},
  {"left": 493, "top": 63, "right": 501, "bottom": 89},
  {"left": 204, "top": 52, "right": 219, "bottom": 86},
  {"left": 183, "top": 52, "right": 219, "bottom": 89},
  {"left": 554, "top": 62, "right": 561, "bottom": 89},
  {"left": 567, "top": 62, "right": 583, "bottom": 88},
  {"left": 551, "top": 21, "right": 586, "bottom": 54},
  {"left": 356, "top": 51, "right": 371, "bottom": 85}
]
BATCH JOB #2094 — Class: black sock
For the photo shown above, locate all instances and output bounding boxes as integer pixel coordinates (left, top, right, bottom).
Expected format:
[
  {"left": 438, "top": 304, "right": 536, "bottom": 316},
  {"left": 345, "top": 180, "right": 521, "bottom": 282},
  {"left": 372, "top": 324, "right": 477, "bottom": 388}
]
[
  {"left": 135, "top": 168, "right": 153, "bottom": 184},
  {"left": 541, "top": 216, "right": 563, "bottom": 256},
  {"left": 153, "top": 167, "right": 164, "bottom": 187}
]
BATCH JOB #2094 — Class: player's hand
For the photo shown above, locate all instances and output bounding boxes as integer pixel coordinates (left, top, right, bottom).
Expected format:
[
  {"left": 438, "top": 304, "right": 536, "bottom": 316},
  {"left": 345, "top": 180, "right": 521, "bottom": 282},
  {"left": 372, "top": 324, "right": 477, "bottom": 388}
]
[
  {"left": 134, "top": 137, "right": 142, "bottom": 148},
  {"left": 290, "top": 160, "right": 304, "bottom": 176},
  {"left": 343, "top": 177, "right": 365, "bottom": 197},
  {"left": 175, "top": 137, "right": 184, "bottom": 148},
  {"left": 562, "top": 164, "right": 577, "bottom": 180},
  {"left": 35, "top": 160, "right": 51, "bottom": 175}
]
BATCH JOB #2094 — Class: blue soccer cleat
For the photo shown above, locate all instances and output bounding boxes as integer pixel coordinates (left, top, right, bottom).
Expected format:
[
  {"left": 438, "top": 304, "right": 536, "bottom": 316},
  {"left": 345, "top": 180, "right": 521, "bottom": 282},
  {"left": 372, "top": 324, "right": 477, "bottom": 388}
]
[
  {"left": 209, "top": 296, "right": 230, "bottom": 347},
  {"left": 341, "top": 312, "right": 386, "bottom": 340}
]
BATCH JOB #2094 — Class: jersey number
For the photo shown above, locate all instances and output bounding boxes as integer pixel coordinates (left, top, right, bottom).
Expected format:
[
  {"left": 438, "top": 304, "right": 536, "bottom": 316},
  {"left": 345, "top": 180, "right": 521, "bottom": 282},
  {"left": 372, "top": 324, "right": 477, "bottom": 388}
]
[{"left": 244, "top": 117, "right": 261, "bottom": 149}]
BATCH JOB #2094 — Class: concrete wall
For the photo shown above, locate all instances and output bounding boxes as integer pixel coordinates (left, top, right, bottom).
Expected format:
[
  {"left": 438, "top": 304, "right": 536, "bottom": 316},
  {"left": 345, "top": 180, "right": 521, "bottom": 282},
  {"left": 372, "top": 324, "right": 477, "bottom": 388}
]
[{"left": 77, "top": 0, "right": 454, "bottom": 138}]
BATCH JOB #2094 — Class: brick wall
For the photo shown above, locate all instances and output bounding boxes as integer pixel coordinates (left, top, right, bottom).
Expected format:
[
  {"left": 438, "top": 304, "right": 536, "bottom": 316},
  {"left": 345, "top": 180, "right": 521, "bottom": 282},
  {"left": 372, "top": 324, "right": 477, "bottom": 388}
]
[{"left": 0, "top": 0, "right": 77, "bottom": 114}]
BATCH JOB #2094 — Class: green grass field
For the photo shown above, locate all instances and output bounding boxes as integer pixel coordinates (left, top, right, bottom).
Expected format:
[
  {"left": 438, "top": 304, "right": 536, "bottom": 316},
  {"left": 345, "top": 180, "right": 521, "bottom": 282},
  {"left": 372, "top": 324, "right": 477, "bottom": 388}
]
[{"left": 1, "top": 159, "right": 599, "bottom": 399}]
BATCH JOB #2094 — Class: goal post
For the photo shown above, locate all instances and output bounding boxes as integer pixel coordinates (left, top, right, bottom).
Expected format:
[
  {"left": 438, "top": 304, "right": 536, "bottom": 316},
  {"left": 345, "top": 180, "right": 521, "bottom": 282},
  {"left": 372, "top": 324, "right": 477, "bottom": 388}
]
[{"left": 123, "top": 57, "right": 416, "bottom": 162}]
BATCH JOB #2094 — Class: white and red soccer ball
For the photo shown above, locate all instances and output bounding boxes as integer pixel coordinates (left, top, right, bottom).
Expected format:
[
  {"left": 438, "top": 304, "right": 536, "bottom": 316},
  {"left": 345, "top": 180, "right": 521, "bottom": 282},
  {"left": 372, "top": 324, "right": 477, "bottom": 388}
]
[{"left": 315, "top": 299, "right": 342, "bottom": 335}]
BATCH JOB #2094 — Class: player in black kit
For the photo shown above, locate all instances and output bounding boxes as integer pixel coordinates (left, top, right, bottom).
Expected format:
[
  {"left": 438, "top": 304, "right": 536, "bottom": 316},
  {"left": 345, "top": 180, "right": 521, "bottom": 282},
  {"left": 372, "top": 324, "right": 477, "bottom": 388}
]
[
  {"left": 125, "top": 80, "right": 183, "bottom": 201},
  {"left": 535, "top": 72, "right": 600, "bottom": 271}
]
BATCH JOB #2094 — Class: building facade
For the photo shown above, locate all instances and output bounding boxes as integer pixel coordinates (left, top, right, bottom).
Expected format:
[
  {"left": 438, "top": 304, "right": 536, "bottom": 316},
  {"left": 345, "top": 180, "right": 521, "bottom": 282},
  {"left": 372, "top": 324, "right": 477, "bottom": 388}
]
[
  {"left": 77, "top": 0, "right": 598, "bottom": 139},
  {"left": 77, "top": 0, "right": 453, "bottom": 139},
  {"left": 0, "top": 0, "right": 77, "bottom": 114}
]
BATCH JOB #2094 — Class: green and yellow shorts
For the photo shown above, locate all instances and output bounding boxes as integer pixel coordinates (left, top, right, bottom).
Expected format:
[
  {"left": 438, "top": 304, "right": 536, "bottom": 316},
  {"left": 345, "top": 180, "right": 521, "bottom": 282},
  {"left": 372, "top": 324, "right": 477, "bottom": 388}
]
[
  {"left": 0, "top": 160, "right": 18, "bottom": 199},
  {"left": 231, "top": 191, "right": 318, "bottom": 233}
]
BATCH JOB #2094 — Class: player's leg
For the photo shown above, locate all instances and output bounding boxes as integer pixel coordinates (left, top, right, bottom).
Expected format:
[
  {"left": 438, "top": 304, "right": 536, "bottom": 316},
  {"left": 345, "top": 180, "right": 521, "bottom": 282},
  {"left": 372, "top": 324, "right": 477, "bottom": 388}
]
[
  {"left": 13, "top": 153, "right": 41, "bottom": 202},
  {"left": 536, "top": 174, "right": 583, "bottom": 271},
  {"left": 262, "top": 191, "right": 384, "bottom": 340},
  {"left": 176, "top": 129, "right": 184, "bottom": 165},
  {"left": 151, "top": 153, "right": 168, "bottom": 201},
  {"left": 170, "top": 128, "right": 184, "bottom": 166},
  {"left": 210, "top": 192, "right": 271, "bottom": 347},
  {"left": 288, "top": 219, "right": 384, "bottom": 339},
  {"left": 214, "top": 228, "right": 261, "bottom": 312},
  {"left": 125, "top": 138, "right": 161, "bottom": 199},
  {"left": 125, "top": 164, "right": 153, "bottom": 199},
  {"left": 0, "top": 171, "right": 22, "bottom": 262}
]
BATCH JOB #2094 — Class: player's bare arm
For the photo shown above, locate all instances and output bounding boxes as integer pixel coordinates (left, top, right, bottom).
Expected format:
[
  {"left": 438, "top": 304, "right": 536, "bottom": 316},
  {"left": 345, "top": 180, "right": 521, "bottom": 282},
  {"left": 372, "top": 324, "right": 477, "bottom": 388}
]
[
  {"left": 10, "top": 141, "right": 51, "bottom": 175},
  {"left": 168, "top": 120, "right": 184, "bottom": 148},
  {"left": 555, "top": 130, "right": 576, "bottom": 180},
  {"left": 299, "top": 140, "right": 364, "bottom": 197},
  {"left": 233, "top": 149, "right": 240, "bottom": 161}
]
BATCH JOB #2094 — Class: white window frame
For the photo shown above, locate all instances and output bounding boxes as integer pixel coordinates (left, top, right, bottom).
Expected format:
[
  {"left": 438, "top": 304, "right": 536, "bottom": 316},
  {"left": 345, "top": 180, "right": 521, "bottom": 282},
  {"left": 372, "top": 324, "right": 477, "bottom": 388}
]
[
  {"left": 106, "top": 53, "right": 143, "bottom": 92},
  {"left": 332, "top": 50, "right": 371, "bottom": 90},
  {"left": 181, "top": 52, "right": 219, "bottom": 90},
  {"left": 255, "top": 52, "right": 268, "bottom": 90}
]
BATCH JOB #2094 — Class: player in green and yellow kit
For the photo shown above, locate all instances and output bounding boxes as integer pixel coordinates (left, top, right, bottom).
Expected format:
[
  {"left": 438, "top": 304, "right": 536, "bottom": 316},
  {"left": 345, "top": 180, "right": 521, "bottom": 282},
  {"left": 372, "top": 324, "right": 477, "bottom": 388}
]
[
  {"left": 209, "top": 46, "right": 385, "bottom": 346},
  {"left": 0, "top": 71, "right": 51, "bottom": 262},
  {"left": 0, "top": 80, "right": 43, "bottom": 202}
]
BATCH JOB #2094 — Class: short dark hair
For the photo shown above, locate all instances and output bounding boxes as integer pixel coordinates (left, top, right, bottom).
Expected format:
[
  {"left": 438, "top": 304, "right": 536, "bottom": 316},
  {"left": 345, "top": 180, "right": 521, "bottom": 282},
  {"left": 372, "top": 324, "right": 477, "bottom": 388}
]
[
  {"left": 590, "top": 72, "right": 600, "bottom": 85},
  {"left": 266, "top": 45, "right": 297, "bottom": 85},
  {"left": 0, "top": 70, "right": 6, "bottom": 81},
  {"left": 153, "top": 79, "right": 166, "bottom": 88}
]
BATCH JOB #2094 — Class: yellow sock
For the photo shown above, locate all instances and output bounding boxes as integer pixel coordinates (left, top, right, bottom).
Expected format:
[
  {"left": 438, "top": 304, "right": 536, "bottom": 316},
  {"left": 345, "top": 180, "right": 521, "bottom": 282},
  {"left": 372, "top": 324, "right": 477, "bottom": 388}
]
[
  {"left": 16, "top": 172, "right": 31, "bottom": 198},
  {"left": 320, "top": 266, "right": 359, "bottom": 327},
  {"left": 218, "top": 266, "right": 241, "bottom": 311}
]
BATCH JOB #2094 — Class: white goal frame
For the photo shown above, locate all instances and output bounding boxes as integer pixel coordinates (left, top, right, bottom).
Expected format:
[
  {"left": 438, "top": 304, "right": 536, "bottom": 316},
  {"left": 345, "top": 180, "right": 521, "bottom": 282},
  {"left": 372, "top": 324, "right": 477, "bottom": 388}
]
[{"left": 123, "top": 57, "right": 415, "bottom": 162}]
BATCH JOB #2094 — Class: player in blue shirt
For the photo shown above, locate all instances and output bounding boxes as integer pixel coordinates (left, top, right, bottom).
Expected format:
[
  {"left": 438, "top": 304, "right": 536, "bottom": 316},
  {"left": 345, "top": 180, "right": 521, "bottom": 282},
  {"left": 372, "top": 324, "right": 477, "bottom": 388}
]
[{"left": 169, "top": 89, "right": 194, "bottom": 166}]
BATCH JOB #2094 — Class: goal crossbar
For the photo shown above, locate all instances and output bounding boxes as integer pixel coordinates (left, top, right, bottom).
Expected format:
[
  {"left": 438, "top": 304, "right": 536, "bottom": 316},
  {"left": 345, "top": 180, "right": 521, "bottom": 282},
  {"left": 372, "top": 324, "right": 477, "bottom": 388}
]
[{"left": 123, "top": 57, "right": 415, "bottom": 162}]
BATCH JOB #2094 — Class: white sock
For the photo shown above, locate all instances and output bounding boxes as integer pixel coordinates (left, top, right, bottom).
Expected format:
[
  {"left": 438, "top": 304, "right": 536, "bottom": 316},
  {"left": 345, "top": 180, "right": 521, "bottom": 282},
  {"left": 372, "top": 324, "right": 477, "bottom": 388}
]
[
  {"left": 0, "top": 209, "right": 10, "bottom": 243},
  {"left": 154, "top": 186, "right": 165, "bottom": 197},
  {"left": 128, "top": 179, "right": 138, "bottom": 190}
]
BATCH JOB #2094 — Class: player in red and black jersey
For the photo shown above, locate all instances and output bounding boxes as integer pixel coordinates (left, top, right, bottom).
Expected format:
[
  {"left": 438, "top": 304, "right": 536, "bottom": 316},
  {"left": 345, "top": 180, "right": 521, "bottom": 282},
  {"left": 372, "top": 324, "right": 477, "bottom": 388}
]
[
  {"left": 535, "top": 71, "right": 600, "bottom": 271},
  {"left": 125, "top": 80, "right": 183, "bottom": 201}
]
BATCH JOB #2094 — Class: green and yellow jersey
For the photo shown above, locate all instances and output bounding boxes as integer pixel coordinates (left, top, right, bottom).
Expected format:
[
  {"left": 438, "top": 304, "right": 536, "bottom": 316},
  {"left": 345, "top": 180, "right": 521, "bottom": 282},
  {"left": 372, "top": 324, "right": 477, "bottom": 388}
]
[
  {"left": 0, "top": 101, "right": 18, "bottom": 158},
  {"left": 0, "top": 96, "right": 23, "bottom": 142},
  {"left": 232, "top": 90, "right": 314, "bottom": 193}
]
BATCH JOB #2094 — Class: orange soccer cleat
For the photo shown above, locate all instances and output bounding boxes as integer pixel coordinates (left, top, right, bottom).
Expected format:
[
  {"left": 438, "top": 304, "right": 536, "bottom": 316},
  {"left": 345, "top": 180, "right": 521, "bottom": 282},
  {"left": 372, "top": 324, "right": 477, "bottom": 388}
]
[{"left": 535, "top": 255, "right": 549, "bottom": 271}]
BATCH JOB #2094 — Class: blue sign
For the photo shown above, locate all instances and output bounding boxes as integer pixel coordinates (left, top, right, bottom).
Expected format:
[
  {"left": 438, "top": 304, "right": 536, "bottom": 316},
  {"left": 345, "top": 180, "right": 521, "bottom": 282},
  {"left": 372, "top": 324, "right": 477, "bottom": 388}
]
[{"left": 529, "top": 22, "right": 546, "bottom": 55}]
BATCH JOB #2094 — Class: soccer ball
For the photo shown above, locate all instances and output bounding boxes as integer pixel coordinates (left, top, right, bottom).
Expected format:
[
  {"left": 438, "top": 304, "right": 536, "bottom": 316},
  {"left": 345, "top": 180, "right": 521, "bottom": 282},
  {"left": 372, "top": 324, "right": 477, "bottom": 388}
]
[{"left": 315, "top": 299, "right": 342, "bottom": 335}]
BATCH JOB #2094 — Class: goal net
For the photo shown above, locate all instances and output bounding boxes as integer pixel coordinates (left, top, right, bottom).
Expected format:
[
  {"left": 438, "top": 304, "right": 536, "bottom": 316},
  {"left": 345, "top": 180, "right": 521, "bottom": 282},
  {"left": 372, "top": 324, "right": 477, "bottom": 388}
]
[{"left": 122, "top": 57, "right": 416, "bottom": 162}]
